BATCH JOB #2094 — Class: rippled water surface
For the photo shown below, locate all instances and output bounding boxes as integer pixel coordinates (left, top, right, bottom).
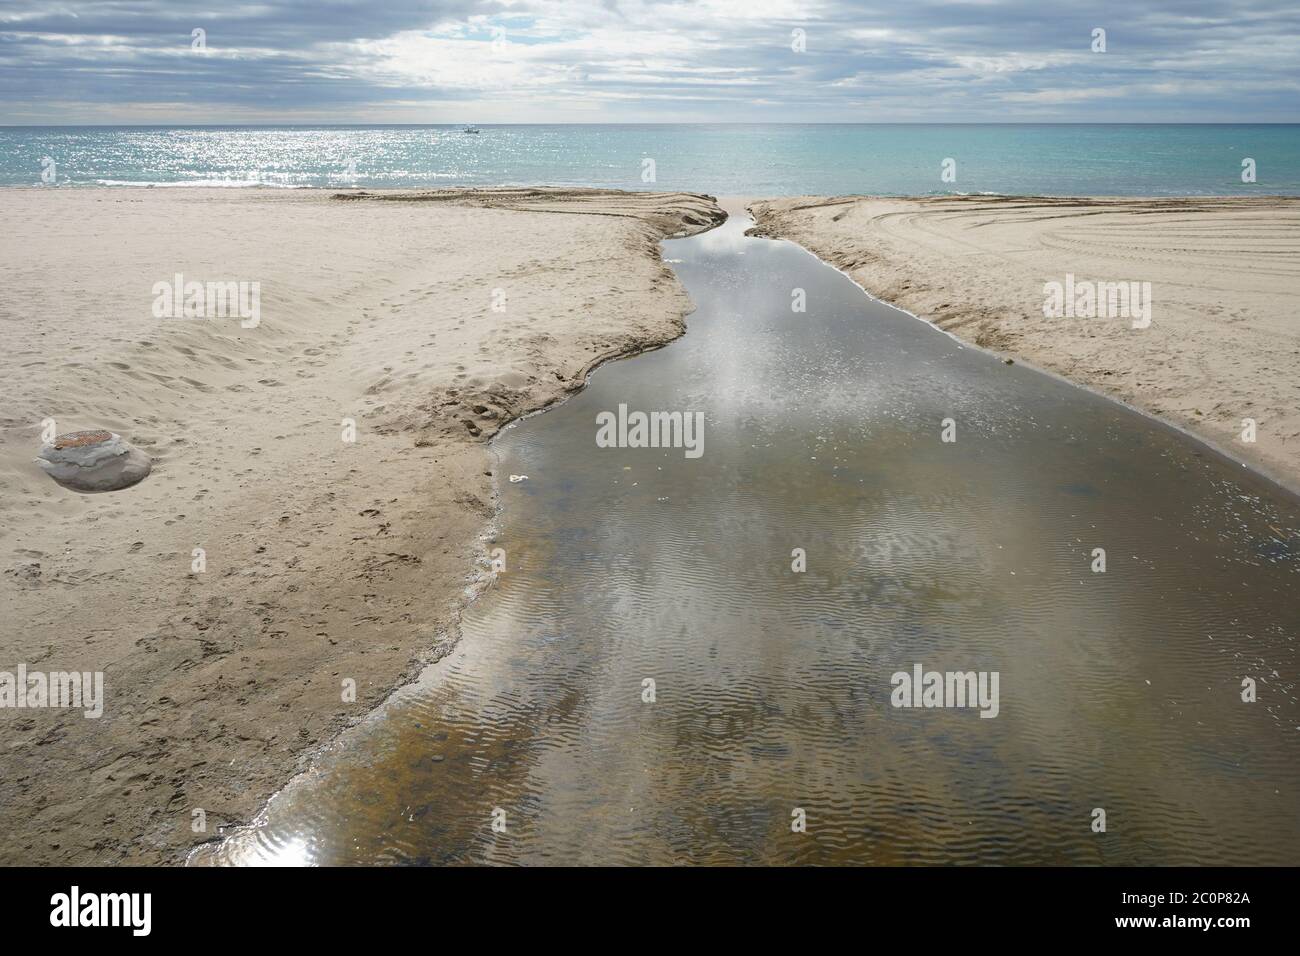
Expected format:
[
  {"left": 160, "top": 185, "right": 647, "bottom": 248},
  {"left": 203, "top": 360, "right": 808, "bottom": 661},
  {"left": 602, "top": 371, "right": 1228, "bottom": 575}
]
[
  {"left": 5, "top": 124, "right": 1300, "bottom": 195},
  {"left": 199, "top": 207, "right": 1300, "bottom": 866}
]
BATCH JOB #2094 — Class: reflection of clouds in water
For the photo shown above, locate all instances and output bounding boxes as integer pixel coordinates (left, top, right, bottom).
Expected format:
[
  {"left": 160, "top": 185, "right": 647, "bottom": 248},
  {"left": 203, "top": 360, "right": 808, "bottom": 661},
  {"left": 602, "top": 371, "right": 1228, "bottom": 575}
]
[{"left": 205, "top": 191, "right": 1300, "bottom": 867}]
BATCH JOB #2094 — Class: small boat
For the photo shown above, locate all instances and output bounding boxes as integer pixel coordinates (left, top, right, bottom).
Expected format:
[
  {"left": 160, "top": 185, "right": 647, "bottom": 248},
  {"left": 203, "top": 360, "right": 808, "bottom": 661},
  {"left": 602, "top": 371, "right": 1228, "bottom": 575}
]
[{"left": 462, "top": 126, "right": 481, "bottom": 134}]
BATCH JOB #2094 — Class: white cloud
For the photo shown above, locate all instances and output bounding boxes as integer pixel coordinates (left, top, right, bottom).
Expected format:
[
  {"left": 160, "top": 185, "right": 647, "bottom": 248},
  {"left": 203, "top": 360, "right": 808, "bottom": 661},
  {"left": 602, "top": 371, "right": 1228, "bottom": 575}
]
[{"left": 1, "top": 0, "right": 1297, "bottom": 122}]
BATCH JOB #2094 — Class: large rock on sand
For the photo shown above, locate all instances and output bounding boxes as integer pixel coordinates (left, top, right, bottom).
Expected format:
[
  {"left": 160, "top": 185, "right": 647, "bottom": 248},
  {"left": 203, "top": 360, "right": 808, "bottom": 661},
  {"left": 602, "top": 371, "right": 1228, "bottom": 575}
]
[{"left": 36, "top": 430, "right": 152, "bottom": 493}]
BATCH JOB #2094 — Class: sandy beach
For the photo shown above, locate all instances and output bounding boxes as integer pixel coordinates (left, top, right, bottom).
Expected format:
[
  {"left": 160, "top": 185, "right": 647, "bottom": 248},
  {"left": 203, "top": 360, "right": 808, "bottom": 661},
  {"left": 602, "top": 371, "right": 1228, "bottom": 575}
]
[
  {"left": 4, "top": 186, "right": 1298, "bottom": 866},
  {"left": 0, "top": 186, "right": 723, "bottom": 864},
  {"left": 749, "top": 195, "right": 1300, "bottom": 493}
]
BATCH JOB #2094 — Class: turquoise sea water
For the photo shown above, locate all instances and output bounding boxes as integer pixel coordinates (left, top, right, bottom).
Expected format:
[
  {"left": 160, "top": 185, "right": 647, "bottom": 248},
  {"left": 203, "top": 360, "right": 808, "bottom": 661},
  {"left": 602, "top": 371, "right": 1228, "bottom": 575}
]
[{"left": 2, "top": 124, "right": 1298, "bottom": 195}]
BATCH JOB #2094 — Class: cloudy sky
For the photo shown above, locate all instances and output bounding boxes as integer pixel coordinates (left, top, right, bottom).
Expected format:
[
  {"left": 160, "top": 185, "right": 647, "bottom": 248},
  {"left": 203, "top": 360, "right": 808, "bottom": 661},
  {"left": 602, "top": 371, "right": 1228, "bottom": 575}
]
[{"left": 1, "top": 0, "right": 1297, "bottom": 124}]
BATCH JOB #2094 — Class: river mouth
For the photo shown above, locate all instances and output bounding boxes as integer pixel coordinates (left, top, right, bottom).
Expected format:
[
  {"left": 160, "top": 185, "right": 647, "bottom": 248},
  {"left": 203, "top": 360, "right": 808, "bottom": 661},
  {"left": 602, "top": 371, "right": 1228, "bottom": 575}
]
[{"left": 197, "top": 205, "right": 1299, "bottom": 866}]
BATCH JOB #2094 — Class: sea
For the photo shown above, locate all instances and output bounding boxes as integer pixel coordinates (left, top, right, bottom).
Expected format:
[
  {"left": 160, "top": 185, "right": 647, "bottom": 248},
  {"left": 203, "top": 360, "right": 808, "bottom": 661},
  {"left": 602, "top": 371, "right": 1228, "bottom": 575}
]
[{"left": 2, "top": 123, "right": 1298, "bottom": 196}]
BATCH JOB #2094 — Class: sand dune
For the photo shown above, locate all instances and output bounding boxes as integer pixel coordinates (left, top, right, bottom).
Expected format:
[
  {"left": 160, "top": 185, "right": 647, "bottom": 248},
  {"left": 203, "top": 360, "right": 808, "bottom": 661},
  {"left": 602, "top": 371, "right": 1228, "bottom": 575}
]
[
  {"left": 0, "top": 186, "right": 723, "bottom": 864},
  {"left": 749, "top": 195, "right": 1300, "bottom": 492}
]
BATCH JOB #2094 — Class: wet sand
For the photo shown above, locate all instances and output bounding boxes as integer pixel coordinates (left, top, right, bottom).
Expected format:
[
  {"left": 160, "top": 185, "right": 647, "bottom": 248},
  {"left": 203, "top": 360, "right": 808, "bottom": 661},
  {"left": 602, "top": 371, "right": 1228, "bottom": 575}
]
[
  {"left": 0, "top": 187, "right": 723, "bottom": 864},
  {"left": 749, "top": 195, "right": 1300, "bottom": 493}
]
